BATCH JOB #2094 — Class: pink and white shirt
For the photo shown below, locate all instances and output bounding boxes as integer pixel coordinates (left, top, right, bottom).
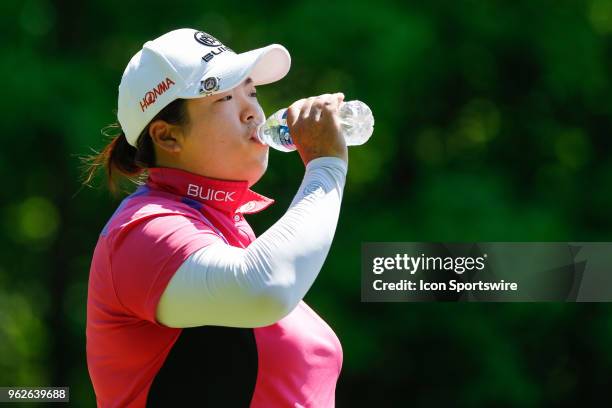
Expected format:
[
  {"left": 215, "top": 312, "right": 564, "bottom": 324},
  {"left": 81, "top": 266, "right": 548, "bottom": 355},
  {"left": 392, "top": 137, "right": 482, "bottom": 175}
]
[{"left": 86, "top": 157, "right": 347, "bottom": 407}]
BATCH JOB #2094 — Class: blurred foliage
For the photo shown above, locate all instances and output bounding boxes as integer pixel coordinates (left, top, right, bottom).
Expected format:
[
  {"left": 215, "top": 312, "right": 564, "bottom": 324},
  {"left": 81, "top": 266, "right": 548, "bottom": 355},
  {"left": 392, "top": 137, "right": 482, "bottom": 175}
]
[{"left": 2, "top": 0, "right": 612, "bottom": 406}]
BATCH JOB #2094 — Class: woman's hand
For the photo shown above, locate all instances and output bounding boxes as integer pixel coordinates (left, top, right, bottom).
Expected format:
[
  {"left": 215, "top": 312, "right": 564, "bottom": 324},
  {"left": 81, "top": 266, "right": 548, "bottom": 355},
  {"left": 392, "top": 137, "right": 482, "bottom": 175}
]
[{"left": 286, "top": 93, "right": 348, "bottom": 166}]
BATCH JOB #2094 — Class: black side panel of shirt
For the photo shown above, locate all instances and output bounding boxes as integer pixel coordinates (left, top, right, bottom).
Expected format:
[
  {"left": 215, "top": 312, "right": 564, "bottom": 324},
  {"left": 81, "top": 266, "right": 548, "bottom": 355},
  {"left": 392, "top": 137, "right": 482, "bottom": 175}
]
[{"left": 147, "top": 326, "right": 258, "bottom": 407}]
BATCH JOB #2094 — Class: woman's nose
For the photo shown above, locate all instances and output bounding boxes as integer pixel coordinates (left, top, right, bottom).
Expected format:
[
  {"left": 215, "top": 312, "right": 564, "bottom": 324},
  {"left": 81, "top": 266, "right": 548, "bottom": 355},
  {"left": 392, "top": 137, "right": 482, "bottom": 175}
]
[{"left": 241, "top": 98, "right": 263, "bottom": 124}]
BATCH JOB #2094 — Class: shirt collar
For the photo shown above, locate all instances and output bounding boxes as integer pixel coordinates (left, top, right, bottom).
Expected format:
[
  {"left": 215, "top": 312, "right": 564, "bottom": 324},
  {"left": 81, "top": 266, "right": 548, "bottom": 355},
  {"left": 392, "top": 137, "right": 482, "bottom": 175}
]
[{"left": 146, "top": 167, "right": 274, "bottom": 214}]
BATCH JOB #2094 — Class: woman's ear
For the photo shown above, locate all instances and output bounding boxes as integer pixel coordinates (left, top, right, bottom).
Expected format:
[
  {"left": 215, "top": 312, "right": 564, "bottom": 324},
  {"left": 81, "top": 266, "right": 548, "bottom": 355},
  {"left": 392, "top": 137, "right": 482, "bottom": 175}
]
[{"left": 149, "top": 120, "right": 183, "bottom": 153}]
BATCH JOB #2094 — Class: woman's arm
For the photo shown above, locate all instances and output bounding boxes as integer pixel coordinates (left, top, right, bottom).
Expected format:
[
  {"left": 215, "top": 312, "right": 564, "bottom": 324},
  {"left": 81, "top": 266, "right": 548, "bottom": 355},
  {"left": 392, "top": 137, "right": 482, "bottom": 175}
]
[{"left": 156, "top": 156, "right": 347, "bottom": 328}]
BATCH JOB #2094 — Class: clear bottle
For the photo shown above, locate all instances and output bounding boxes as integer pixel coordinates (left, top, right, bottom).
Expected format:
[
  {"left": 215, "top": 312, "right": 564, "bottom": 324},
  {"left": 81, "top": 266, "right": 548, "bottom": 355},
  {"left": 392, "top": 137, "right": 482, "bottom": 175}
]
[{"left": 256, "top": 100, "right": 375, "bottom": 152}]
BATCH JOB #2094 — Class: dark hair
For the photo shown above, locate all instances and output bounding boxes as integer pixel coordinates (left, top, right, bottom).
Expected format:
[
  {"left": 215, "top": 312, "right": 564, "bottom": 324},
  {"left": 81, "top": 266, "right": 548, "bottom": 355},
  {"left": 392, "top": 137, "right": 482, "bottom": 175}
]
[{"left": 80, "top": 98, "right": 189, "bottom": 197}]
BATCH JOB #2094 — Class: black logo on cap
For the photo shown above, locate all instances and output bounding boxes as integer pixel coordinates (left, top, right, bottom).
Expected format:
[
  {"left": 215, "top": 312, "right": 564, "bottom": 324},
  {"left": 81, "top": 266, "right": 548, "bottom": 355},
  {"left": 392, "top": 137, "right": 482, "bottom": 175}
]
[
  {"left": 199, "top": 77, "right": 221, "bottom": 94},
  {"left": 194, "top": 31, "right": 222, "bottom": 47}
]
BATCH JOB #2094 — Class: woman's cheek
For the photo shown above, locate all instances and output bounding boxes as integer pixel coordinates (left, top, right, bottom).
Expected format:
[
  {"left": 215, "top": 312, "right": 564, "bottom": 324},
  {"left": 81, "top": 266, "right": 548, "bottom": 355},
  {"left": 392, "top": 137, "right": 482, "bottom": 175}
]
[{"left": 254, "top": 104, "right": 266, "bottom": 124}]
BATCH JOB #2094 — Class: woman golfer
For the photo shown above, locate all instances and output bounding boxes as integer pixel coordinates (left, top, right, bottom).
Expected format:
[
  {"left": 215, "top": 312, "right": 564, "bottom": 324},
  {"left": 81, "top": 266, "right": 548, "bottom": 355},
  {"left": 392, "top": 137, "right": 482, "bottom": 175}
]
[{"left": 84, "top": 28, "right": 347, "bottom": 407}]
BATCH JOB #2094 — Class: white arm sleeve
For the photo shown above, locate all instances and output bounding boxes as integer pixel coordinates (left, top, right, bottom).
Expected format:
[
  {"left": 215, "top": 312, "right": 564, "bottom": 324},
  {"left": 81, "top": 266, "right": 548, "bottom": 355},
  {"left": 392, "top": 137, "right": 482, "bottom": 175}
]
[{"left": 156, "top": 156, "right": 348, "bottom": 328}]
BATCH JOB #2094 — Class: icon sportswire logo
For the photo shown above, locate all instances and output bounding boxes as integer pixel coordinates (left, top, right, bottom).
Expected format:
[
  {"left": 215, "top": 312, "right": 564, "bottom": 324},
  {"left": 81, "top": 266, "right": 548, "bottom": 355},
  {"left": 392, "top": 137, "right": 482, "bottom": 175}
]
[
  {"left": 139, "top": 77, "right": 176, "bottom": 112},
  {"left": 187, "top": 184, "right": 236, "bottom": 202}
]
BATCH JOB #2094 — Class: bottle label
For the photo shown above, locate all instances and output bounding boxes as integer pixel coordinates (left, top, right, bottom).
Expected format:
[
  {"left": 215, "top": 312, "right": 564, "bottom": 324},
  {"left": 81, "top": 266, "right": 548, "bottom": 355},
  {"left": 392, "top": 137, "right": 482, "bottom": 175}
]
[{"left": 278, "top": 125, "right": 293, "bottom": 147}]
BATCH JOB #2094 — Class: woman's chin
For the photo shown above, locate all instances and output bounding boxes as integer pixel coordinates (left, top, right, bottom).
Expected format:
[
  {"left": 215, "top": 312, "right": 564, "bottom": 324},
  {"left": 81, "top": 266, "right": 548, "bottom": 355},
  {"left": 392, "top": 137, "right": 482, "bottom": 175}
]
[{"left": 247, "top": 160, "right": 268, "bottom": 187}]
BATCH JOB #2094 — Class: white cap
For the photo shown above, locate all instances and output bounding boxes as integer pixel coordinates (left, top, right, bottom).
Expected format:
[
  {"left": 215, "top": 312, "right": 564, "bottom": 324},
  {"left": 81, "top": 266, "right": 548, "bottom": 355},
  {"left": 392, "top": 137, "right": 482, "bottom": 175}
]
[{"left": 117, "top": 28, "right": 291, "bottom": 147}]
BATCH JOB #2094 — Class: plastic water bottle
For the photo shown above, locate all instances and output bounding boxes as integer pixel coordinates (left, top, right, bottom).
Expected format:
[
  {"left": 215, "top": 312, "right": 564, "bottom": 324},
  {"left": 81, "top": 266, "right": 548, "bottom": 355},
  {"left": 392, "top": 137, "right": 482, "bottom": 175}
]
[{"left": 256, "top": 100, "right": 375, "bottom": 152}]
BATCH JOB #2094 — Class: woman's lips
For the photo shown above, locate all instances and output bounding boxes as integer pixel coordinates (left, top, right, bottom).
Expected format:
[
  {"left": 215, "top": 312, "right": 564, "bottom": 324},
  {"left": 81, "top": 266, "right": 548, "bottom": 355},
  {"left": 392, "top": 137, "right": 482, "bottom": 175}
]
[{"left": 249, "top": 129, "right": 266, "bottom": 146}]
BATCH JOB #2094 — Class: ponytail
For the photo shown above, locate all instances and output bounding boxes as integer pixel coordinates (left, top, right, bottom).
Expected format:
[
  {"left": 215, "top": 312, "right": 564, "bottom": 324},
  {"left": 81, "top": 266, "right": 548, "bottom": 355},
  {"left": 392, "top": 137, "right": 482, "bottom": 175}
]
[
  {"left": 79, "top": 98, "right": 188, "bottom": 197},
  {"left": 79, "top": 124, "right": 154, "bottom": 196}
]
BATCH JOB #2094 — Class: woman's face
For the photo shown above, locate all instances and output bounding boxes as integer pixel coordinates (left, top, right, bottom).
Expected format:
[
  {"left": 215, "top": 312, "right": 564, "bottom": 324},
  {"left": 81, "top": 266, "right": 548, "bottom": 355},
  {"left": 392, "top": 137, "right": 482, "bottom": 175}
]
[{"left": 157, "top": 77, "right": 269, "bottom": 187}]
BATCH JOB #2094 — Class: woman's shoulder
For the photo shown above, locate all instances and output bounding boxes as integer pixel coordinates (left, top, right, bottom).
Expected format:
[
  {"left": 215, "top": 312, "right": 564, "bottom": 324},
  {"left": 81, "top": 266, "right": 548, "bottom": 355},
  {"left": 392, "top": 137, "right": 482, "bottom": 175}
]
[{"left": 101, "top": 186, "right": 207, "bottom": 239}]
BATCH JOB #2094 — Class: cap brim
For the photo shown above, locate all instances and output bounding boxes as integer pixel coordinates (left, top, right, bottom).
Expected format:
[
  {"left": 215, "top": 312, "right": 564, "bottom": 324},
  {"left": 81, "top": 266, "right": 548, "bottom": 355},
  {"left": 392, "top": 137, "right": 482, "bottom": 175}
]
[{"left": 178, "top": 44, "right": 291, "bottom": 98}]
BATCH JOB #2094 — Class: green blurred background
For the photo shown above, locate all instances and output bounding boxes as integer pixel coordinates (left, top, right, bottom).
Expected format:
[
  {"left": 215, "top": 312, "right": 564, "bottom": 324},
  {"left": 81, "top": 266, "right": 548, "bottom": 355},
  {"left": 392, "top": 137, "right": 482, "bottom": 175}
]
[{"left": 2, "top": 0, "right": 612, "bottom": 406}]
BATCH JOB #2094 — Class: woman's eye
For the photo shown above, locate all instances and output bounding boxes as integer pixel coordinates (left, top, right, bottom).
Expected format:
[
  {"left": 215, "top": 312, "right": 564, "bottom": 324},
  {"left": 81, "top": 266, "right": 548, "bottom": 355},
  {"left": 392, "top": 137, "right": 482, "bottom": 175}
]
[
  {"left": 218, "top": 95, "right": 232, "bottom": 102},
  {"left": 250, "top": 92, "right": 257, "bottom": 97}
]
